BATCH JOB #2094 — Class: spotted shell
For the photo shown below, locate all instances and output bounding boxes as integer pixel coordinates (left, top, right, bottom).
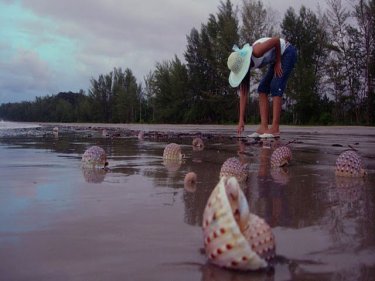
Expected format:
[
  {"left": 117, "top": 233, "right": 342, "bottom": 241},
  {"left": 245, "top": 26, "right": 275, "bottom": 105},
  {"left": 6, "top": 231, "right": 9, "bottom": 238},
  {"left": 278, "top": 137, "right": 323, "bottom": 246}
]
[
  {"left": 270, "top": 146, "right": 292, "bottom": 168},
  {"left": 203, "top": 177, "right": 275, "bottom": 271},
  {"left": 220, "top": 157, "right": 248, "bottom": 183},
  {"left": 81, "top": 146, "right": 107, "bottom": 168},
  {"left": 335, "top": 150, "right": 366, "bottom": 177},
  {"left": 163, "top": 143, "right": 183, "bottom": 160}
]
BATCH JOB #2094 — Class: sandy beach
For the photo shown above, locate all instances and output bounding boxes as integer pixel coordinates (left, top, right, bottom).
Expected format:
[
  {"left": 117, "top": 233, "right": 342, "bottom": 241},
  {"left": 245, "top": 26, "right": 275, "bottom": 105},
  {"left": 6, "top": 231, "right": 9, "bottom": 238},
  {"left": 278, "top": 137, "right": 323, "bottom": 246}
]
[{"left": 0, "top": 123, "right": 374, "bottom": 280}]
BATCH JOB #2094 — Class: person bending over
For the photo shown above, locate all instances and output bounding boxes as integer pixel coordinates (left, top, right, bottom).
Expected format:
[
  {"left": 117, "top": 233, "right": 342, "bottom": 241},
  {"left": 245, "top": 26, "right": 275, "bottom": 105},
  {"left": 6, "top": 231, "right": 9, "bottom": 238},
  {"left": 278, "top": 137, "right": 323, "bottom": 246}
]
[{"left": 227, "top": 37, "right": 297, "bottom": 138}]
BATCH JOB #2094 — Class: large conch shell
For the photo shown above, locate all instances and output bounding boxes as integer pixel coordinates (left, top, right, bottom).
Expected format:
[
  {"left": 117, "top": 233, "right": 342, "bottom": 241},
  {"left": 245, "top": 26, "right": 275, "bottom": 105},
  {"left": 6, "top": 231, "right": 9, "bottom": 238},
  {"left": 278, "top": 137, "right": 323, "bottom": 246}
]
[
  {"left": 220, "top": 157, "right": 248, "bottom": 183},
  {"left": 335, "top": 150, "right": 366, "bottom": 177},
  {"left": 270, "top": 146, "right": 292, "bottom": 168},
  {"left": 81, "top": 146, "right": 108, "bottom": 168},
  {"left": 203, "top": 177, "right": 275, "bottom": 271}
]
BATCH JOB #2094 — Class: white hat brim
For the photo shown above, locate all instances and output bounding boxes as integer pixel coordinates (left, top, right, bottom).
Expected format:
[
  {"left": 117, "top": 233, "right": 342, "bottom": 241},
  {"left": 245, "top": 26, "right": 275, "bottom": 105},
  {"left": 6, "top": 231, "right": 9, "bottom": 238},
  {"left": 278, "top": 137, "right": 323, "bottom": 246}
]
[{"left": 228, "top": 44, "right": 252, "bottom": 88}]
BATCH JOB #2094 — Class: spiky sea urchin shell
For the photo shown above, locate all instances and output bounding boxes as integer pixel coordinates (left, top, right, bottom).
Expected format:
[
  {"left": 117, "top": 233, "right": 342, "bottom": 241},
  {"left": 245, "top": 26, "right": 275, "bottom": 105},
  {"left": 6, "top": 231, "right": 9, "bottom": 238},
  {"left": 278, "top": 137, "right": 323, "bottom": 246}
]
[
  {"left": 163, "top": 143, "right": 183, "bottom": 160},
  {"left": 270, "top": 146, "right": 292, "bottom": 168},
  {"left": 220, "top": 157, "right": 248, "bottom": 183},
  {"left": 81, "top": 146, "right": 107, "bottom": 168},
  {"left": 335, "top": 150, "right": 366, "bottom": 178},
  {"left": 202, "top": 177, "right": 275, "bottom": 271}
]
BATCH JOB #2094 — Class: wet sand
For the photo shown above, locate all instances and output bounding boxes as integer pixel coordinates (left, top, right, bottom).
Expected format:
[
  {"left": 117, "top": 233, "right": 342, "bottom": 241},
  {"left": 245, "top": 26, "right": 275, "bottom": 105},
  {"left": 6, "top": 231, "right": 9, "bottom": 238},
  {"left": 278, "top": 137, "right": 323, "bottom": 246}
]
[{"left": 0, "top": 124, "right": 374, "bottom": 281}]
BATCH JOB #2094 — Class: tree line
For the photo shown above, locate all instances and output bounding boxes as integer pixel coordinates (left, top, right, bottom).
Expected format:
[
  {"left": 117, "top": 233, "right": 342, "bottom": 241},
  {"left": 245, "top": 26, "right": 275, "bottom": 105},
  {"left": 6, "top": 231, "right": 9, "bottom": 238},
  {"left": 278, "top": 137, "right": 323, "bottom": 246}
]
[{"left": 1, "top": 0, "right": 374, "bottom": 125}]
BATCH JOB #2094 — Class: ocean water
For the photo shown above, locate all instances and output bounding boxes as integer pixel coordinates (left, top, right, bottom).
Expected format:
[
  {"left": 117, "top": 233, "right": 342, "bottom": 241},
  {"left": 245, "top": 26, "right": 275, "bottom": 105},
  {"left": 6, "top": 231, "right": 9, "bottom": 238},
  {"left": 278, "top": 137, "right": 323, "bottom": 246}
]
[
  {"left": 0, "top": 120, "right": 41, "bottom": 130},
  {"left": 0, "top": 124, "right": 374, "bottom": 280}
]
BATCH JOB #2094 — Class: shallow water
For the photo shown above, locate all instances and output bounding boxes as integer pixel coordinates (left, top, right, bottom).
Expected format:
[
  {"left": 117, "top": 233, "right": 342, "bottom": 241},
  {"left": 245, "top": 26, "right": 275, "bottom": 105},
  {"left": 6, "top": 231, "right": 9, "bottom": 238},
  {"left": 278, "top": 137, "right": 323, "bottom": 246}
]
[{"left": 0, "top": 125, "right": 374, "bottom": 281}]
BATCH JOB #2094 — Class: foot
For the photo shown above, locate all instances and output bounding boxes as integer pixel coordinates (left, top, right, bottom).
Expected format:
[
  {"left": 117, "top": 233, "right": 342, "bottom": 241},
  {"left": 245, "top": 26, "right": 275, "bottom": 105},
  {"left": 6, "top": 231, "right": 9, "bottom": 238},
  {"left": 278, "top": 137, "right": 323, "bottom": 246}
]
[
  {"left": 264, "top": 128, "right": 280, "bottom": 136},
  {"left": 255, "top": 126, "right": 269, "bottom": 135}
]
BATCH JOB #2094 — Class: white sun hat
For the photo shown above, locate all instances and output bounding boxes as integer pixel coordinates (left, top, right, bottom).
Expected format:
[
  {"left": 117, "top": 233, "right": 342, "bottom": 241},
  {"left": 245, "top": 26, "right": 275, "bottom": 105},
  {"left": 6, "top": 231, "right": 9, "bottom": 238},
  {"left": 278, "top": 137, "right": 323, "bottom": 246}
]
[{"left": 227, "top": 43, "right": 252, "bottom": 88}]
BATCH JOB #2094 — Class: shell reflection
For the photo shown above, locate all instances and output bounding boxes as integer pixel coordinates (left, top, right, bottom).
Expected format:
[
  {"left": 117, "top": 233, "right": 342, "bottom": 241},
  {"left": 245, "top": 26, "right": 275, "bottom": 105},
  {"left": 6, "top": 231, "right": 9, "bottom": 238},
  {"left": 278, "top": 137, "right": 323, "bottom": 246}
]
[
  {"left": 203, "top": 177, "right": 275, "bottom": 271},
  {"left": 82, "top": 167, "right": 107, "bottom": 183},
  {"left": 335, "top": 177, "right": 365, "bottom": 203}
]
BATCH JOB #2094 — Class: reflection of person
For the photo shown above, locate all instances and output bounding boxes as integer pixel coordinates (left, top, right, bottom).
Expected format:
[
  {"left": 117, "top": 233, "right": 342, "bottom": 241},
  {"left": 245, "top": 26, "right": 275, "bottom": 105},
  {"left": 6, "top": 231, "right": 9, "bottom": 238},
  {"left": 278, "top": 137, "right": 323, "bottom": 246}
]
[
  {"left": 256, "top": 144, "right": 288, "bottom": 227},
  {"left": 227, "top": 37, "right": 297, "bottom": 138}
]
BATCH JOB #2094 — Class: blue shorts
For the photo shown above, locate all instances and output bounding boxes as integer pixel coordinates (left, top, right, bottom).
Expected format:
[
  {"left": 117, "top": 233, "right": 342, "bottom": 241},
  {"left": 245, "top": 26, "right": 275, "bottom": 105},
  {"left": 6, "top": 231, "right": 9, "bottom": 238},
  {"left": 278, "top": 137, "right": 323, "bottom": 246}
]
[{"left": 258, "top": 45, "right": 297, "bottom": 97}]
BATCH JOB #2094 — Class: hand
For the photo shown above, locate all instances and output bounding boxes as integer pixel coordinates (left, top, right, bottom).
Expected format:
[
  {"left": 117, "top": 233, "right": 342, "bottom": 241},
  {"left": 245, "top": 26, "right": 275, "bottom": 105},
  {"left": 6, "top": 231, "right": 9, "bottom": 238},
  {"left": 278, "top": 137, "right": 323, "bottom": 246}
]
[
  {"left": 274, "top": 61, "right": 283, "bottom": 77},
  {"left": 237, "top": 120, "right": 245, "bottom": 135}
]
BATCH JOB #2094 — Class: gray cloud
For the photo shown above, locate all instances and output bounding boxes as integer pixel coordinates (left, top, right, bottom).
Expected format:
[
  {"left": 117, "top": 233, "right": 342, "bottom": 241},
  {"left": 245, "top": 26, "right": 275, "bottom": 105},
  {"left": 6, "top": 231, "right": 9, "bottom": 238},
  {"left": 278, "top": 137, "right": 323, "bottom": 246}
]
[{"left": 1, "top": 0, "right": 332, "bottom": 103}]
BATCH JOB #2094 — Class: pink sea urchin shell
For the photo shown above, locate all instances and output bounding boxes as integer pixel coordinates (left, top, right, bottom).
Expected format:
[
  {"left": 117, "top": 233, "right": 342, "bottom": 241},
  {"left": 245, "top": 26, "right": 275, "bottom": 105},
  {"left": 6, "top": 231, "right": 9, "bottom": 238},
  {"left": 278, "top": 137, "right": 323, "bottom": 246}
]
[
  {"left": 81, "top": 146, "right": 107, "bottom": 168},
  {"left": 163, "top": 143, "right": 183, "bottom": 160},
  {"left": 335, "top": 150, "right": 366, "bottom": 177},
  {"left": 192, "top": 137, "right": 204, "bottom": 148},
  {"left": 220, "top": 157, "right": 248, "bottom": 183},
  {"left": 202, "top": 177, "right": 275, "bottom": 271},
  {"left": 184, "top": 172, "right": 197, "bottom": 192},
  {"left": 270, "top": 146, "right": 292, "bottom": 168}
]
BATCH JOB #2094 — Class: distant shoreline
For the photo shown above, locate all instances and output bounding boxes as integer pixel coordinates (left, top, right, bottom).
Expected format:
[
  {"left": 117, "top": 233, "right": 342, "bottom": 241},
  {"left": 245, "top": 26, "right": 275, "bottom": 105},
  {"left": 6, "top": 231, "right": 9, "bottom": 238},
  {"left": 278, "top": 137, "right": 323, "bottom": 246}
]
[{"left": 35, "top": 122, "right": 375, "bottom": 136}]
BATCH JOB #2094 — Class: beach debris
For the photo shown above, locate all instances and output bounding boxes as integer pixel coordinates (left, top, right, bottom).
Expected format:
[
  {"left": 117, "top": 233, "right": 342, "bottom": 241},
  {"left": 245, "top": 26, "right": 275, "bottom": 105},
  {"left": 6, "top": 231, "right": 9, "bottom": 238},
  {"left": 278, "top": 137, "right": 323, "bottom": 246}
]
[
  {"left": 335, "top": 150, "right": 366, "bottom": 177},
  {"left": 202, "top": 177, "right": 275, "bottom": 271},
  {"left": 102, "top": 129, "right": 109, "bottom": 137},
  {"left": 192, "top": 137, "right": 204, "bottom": 148},
  {"left": 81, "top": 146, "right": 108, "bottom": 168},
  {"left": 270, "top": 146, "right": 292, "bottom": 168},
  {"left": 184, "top": 172, "right": 198, "bottom": 192},
  {"left": 220, "top": 157, "right": 248, "bottom": 183},
  {"left": 138, "top": 130, "right": 145, "bottom": 140},
  {"left": 163, "top": 143, "right": 183, "bottom": 160},
  {"left": 52, "top": 126, "right": 59, "bottom": 138}
]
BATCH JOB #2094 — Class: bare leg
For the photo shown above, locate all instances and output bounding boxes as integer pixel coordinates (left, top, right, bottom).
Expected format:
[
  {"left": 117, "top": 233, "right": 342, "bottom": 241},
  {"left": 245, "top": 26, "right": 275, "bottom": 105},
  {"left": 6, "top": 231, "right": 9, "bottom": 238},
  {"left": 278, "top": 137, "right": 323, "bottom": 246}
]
[
  {"left": 257, "top": 93, "right": 269, "bottom": 134},
  {"left": 268, "top": 96, "right": 281, "bottom": 134}
]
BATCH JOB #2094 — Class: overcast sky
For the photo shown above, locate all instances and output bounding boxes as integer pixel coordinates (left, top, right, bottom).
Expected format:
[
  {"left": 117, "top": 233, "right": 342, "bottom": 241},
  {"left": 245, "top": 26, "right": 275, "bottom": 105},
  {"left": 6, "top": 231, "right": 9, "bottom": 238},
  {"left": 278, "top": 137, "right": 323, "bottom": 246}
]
[{"left": 0, "top": 0, "right": 333, "bottom": 103}]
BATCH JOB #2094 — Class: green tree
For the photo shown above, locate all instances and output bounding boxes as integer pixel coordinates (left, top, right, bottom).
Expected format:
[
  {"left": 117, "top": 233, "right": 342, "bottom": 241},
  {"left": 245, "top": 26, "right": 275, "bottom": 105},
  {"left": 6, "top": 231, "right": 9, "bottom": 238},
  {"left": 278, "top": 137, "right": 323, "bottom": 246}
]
[
  {"left": 354, "top": 0, "right": 375, "bottom": 124},
  {"left": 281, "top": 6, "right": 328, "bottom": 124},
  {"left": 184, "top": 0, "right": 239, "bottom": 123},
  {"left": 152, "top": 56, "right": 189, "bottom": 123},
  {"left": 88, "top": 73, "right": 114, "bottom": 122},
  {"left": 240, "top": 0, "right": 277, "bottom": 44}
]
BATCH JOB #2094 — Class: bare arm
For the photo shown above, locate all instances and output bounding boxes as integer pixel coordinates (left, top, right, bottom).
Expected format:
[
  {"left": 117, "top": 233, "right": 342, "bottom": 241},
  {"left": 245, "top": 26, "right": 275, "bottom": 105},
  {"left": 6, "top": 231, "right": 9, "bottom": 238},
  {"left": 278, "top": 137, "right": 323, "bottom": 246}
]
[{"left": 252, "top": 37, "right": 283, "bottom": 77}]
